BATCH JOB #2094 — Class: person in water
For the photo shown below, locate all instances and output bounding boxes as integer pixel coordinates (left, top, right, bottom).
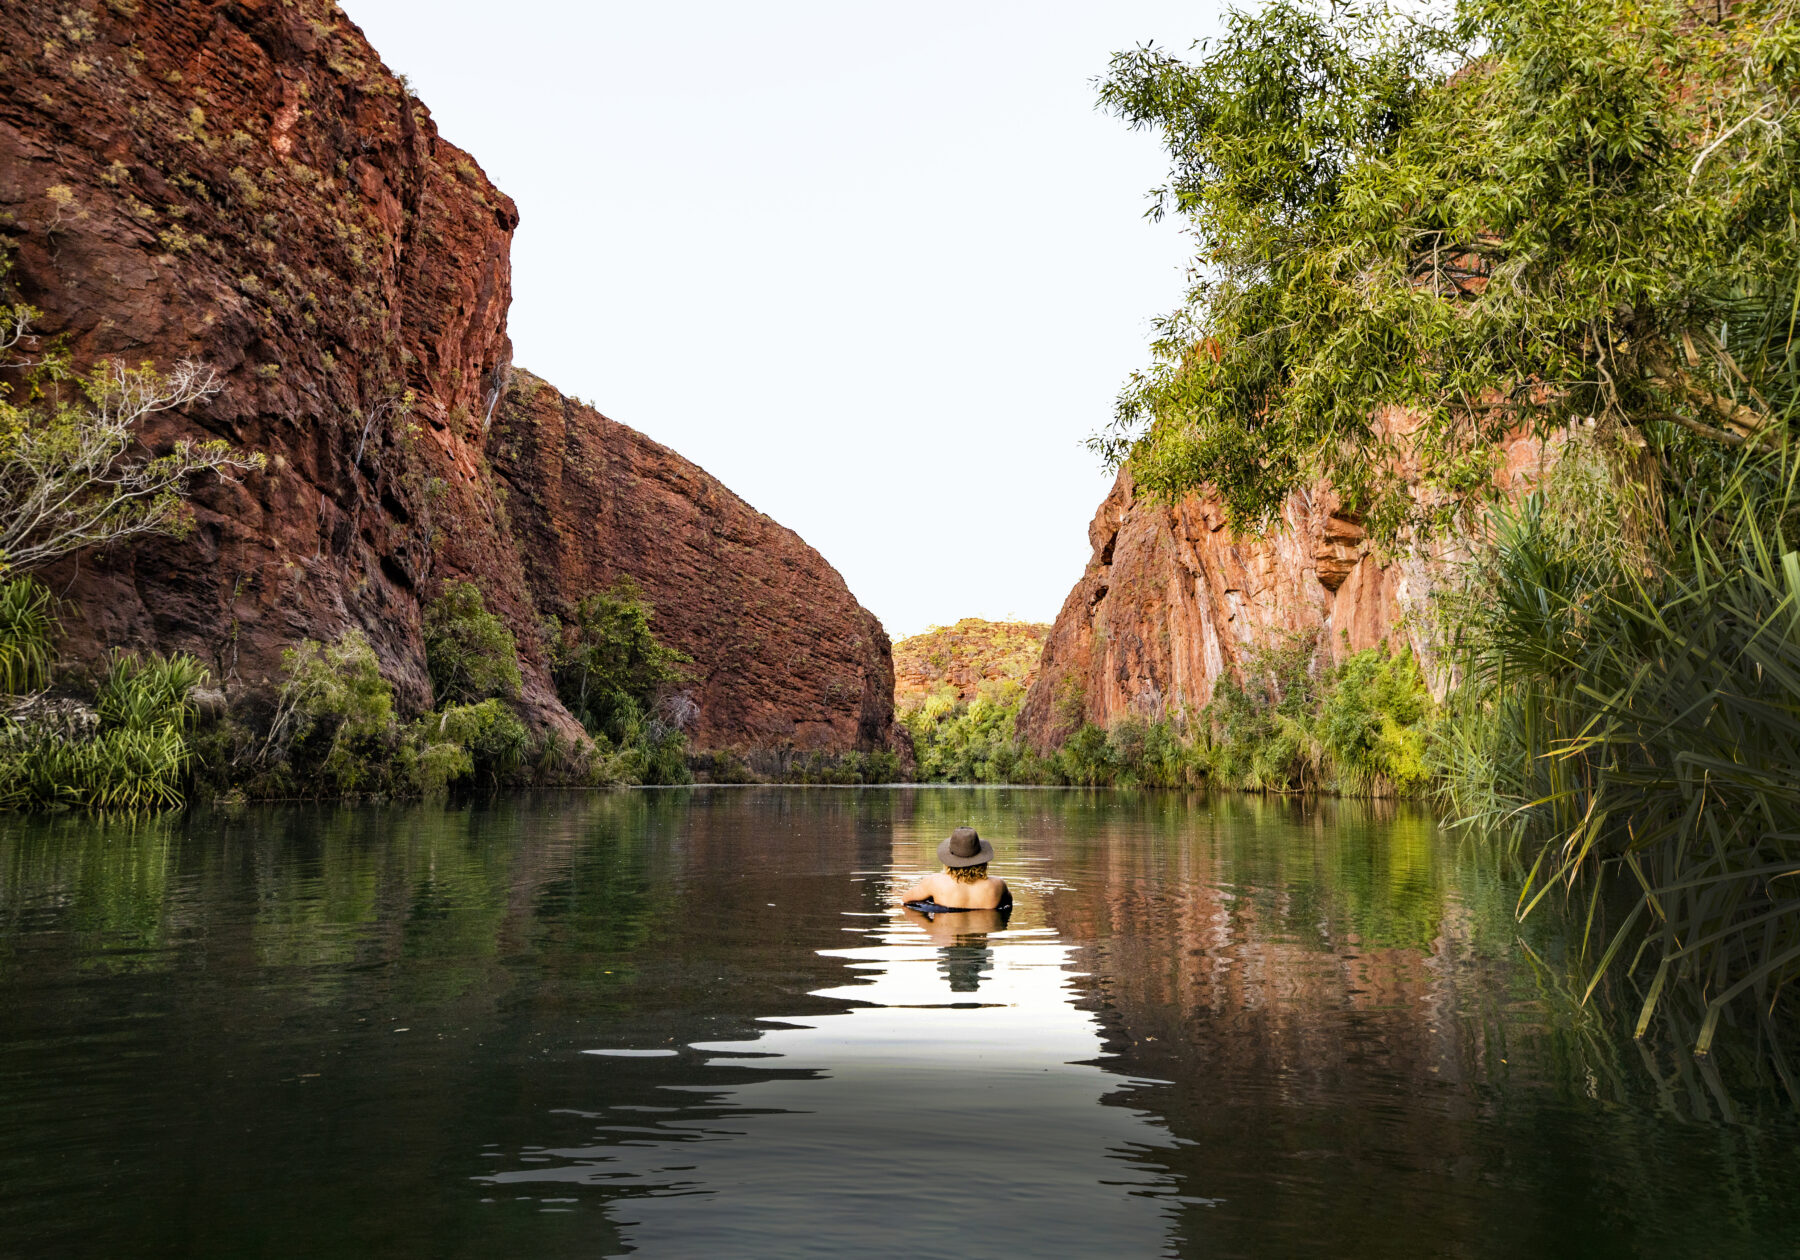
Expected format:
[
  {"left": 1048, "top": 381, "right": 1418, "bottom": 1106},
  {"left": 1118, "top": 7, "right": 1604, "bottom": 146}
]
[{"left": 897, "top": 826, "right": 1012, "bottom": 913}]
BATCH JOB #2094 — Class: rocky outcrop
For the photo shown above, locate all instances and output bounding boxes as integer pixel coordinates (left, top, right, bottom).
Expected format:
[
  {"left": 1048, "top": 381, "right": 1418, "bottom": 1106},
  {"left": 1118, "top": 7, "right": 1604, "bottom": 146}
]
[
  {"left": 490, "top": 371, "right": 894, "bottom": 751},
  {"left": 1018, "top": 437, "right": 1546, "bottom": 749},
  {"left": 0, "top": 0, "right": 891, "bottom": 752},
  {"left": 892, "top": 619, "right": 1050, "bottom": 705}
]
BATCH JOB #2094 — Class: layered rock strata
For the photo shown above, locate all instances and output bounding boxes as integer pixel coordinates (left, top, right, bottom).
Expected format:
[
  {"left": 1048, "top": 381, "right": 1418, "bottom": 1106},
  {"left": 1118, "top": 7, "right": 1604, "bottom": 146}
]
[{"left": 0, "top": 0, "right": 891, "bottom": 751}]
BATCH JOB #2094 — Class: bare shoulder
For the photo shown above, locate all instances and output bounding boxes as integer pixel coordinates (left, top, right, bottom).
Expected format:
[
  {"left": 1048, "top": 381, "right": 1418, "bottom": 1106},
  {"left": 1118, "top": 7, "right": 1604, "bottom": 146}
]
[{"left": 898, "top": 871, "right": 949, "bottom": 904}]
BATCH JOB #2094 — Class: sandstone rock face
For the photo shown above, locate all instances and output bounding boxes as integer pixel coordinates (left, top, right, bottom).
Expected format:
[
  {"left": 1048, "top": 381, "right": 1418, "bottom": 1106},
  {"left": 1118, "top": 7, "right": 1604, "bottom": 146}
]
[
  {"left": 491, "top": 372, "right": 895, "bottom": 751},
  {"left": 0, "top": 0, "right": 891, "bottom": 752},
  {"left": 1017, "top": 450, "right": 1541, "bottom": 750}
]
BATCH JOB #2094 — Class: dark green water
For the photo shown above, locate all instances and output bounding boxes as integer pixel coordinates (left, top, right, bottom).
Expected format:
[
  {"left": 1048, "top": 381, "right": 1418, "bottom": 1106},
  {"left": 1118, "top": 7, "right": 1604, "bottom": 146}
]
[{"left": 0, "top": 788, "right": 1794, "bottom": 1259}]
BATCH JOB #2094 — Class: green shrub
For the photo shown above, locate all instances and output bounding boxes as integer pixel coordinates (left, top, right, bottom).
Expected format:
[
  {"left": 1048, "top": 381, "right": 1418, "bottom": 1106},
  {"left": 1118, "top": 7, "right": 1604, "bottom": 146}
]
[
  {"left": 1198, "top": 633, "right": 1327, "bottom": 792},
  {"left": 689, "top": 748, "right": 757, "bottom": 783},
  {"left": 778, "top": 747, "right": 904, "bottom": 785},
  {"left": 402, "top": 739, "right": 474, "bottom": 797},
  {"left": 590, "top": 695, "right": 691, "bottom": 786},
  {"left": 1, "top": 725, "right": 191, "bottom": 812},
  {"left": 1438, "top": 454, "right": 1800, "bottom": 1058},
  {"left": 544, "top": 578, "right": 693, "bottom": 783},
  {"left": 903, "top": 682, "right": 1024, "bottom": 782},
  {"left": 414, "top": 698, "right": 528, "bottom": 790},
  {"left": 260, "top": 630, "right": 396, "bottom": 795},
  {"left": 1318, "top": 647, "right": 1431, "bottom": 795},
  {"left": 95, "top": 651, "right": 209, "bottom": 733},
  {"left": 551, "top": 578, "right": 690, "bottom": 740},
  {"left": 256, "top": 629, "right": 542, "bottom": 798},
  {"left": 1103, "top": 716, "right": 1202, "bottom": 788},
  {"left": 423, "top": 581, "right": 522, "bottom": 706},
  {"left": 1054, "top": 723, "right": 1113, "bottom": 786},
  {"left": 0, "top": 649, "right": 205, "bottom": 811},
  {"left": 0, "top": 576, "right": 56, "bottom": 695}
]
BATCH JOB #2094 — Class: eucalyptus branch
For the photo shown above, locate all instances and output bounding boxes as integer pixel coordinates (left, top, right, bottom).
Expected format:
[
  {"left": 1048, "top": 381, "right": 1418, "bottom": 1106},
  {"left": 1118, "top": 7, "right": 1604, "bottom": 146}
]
[
  {"left": 0, "top": 304, "right": 33, "bottom": 353},
  {"left": 1645, "top": 361, "right": 1772, "bottom": 440},
  {"left": 1640, "top": 410, "right": 1778, "bottom": 453}
]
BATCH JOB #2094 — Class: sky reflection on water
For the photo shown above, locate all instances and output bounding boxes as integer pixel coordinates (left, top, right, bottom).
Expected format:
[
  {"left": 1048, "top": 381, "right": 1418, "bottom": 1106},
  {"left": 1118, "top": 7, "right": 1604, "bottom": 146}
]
[{"left": 480, "top": 911, "right": 1181, "bottom": 1257}]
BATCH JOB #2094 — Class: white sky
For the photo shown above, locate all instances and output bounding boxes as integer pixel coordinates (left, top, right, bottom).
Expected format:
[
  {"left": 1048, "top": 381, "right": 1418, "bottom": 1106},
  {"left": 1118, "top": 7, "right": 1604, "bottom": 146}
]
[{"left": 340, "top": 1, "right": 1219, "bottom": 639}]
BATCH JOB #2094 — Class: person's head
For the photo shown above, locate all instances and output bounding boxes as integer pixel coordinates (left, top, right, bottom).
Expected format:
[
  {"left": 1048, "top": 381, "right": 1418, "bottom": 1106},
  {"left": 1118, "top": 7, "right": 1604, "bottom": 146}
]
[{"left": 936, "top": 826, "right": 993, "bottom": 880}]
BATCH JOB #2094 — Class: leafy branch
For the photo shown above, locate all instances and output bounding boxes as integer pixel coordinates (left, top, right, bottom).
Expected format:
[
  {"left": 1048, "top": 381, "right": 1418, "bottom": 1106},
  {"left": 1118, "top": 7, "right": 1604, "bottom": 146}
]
[{"left": 1096, "top": 0, "right": 1800, "bottom": 537}]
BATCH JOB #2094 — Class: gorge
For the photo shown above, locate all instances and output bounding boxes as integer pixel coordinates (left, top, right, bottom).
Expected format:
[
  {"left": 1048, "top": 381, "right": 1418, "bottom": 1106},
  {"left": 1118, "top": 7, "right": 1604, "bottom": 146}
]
[{"left": 0, "top": 0, "right": 1795, "bottom": 1252}]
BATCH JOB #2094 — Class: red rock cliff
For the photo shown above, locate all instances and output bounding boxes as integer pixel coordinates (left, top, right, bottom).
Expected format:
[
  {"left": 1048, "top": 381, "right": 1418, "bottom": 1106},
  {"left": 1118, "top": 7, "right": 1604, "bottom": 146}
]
[
  {"left": 490, "top": 371, "right": 894, "bottom": 752},
  {"left": 1018, "top": 436, "right": 1546, "bottom": 749},
  {"left": 0, "top": 0, "right": 892, "bottom": 751}
]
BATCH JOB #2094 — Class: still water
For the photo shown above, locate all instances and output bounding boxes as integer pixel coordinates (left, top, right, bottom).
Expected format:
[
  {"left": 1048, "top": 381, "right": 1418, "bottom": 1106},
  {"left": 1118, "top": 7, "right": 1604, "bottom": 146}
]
[{"left": 1, "top": 788, "right": 1795, "bottom": 1258}]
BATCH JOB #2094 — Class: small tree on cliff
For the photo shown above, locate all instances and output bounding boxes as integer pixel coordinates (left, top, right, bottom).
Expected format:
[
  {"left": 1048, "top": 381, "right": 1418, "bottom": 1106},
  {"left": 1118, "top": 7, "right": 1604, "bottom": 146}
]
[
  {"left": 550, "top": 578, "right": 691, "bottom": 741},
  {"left": 0, "top": 279, "right": 263, "bottom": 576},
  {"left": 422, "top": 581, "right": 523, "bottom": 706},
  {"left": 1094, "top": 0, "right": 1797, "bottom": 537}
]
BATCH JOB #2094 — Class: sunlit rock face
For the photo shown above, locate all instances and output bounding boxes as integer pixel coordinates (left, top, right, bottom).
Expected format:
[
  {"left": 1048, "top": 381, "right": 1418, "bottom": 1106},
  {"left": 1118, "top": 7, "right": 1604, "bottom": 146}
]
[
  {"left": 1017, "top": 427, "right": 1547, "bottom": 749},
  {"left": 0, "top": 0, "right": 891, "bottom": 750}
]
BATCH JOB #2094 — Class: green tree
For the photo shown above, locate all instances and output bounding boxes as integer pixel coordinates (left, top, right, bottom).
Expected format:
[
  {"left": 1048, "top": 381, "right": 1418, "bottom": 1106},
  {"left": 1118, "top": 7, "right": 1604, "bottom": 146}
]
[
  {"left": 1096, "top": 0, "right": 1797, "bottom": 537},
  {"left": 423, "top": 581, "right": 523, "bottom": 706},
  {"left": 551, "top": 578, "right": 691, "bottom": 740}
]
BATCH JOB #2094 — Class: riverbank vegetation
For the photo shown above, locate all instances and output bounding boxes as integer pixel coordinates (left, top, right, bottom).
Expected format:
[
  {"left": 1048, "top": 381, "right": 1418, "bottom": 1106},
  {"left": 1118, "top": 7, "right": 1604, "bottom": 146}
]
[
  {"left": 0, "top": 569, "right": 710, "bottom": 806},
  {"left": 548, "top": 577, "right": 694, "bottom": 785},
  {"left": 1086, "top": 0, "right": 1800, "bottom": 1058},
  {"left": 901, "top": 638, "right": 1432, "bottom": 794}
]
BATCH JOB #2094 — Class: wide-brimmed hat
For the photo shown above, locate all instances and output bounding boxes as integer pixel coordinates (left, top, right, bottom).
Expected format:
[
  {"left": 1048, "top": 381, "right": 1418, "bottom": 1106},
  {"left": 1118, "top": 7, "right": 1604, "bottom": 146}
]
[{"left": 937, "top": 826, "right": 994, "bottom": 868}]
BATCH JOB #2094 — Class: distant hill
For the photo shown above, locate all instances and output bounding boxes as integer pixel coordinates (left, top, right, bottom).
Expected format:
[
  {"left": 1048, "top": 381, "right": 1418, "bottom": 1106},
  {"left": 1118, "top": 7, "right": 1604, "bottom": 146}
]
[{"left": 893, "top": 620, "right": 1050, "bottom": 706}]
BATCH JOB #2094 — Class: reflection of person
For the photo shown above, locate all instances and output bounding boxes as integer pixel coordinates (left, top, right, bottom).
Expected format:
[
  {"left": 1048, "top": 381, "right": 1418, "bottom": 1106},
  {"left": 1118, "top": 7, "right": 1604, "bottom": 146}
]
[
  {"left": 896, "top": 827, "right": 1012, "bottom": 913},
  {"left": 901, "top": 906, "right": 1008, "bottom": 992}
]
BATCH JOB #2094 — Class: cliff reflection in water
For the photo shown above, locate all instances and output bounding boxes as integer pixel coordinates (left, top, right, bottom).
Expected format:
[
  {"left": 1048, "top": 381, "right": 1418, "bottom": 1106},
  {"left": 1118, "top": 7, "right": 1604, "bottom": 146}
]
[{"left": 0, "top": 789, "right": 1795, "bottom": 1259}]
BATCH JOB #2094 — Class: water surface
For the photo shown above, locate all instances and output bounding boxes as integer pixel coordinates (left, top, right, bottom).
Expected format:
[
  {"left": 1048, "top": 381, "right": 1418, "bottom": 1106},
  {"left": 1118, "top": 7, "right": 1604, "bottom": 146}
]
[{"left": 1, "top": 788, "right": 1794, "bottom": 1257}]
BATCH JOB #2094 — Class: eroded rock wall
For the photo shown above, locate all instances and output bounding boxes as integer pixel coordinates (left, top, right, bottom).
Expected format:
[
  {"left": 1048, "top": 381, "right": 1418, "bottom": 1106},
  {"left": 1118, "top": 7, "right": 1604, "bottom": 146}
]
[
  {"left": 0, "top": 0, "right": 892, "bottom": 752},
  {"left": 1017, "top": 445, "right": 1541, "bottom": 749},
  {"left": 490, "top": 371, "right": 895, "bottom": 752}
]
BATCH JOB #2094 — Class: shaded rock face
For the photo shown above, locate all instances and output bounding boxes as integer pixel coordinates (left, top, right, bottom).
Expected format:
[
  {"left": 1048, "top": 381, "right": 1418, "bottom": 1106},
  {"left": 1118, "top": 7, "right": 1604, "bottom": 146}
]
[
  {"left": 0, "top": 0, "right": 892, "bottom": 752},
  {"left": 490, "top": 372, "right": 895, "bottom": 752},
  {"left": 1017, "top": 445, "right": 1542, "bottom": 750}
]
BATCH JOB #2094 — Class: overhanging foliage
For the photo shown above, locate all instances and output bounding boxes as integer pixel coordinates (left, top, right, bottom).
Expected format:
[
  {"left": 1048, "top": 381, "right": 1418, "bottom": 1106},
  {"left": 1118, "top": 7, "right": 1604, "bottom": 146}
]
[{"left": 1097, "top": 0, "right": 1799, "bottom": 537}]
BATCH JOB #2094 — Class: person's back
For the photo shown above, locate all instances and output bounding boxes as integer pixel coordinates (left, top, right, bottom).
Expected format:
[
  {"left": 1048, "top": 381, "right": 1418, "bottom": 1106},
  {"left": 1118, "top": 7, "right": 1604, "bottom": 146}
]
[{"left": 897, "top": 827, "right": 1011, "bottom": 912}]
